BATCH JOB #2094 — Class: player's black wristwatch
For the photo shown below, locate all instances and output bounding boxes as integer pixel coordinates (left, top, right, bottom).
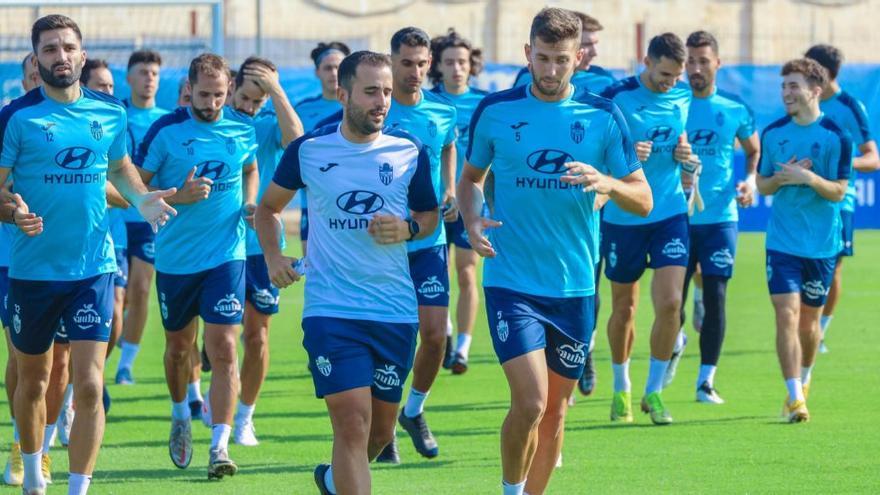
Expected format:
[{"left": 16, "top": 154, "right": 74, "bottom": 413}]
[{"left": 406, "top": 218, "right": 420, "bottom": 240}]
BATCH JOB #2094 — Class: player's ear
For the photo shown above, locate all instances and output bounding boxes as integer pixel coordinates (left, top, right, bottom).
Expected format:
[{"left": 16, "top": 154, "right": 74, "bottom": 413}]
[{"left": 524, "top": 43, "right": 531, "bottom": 64}]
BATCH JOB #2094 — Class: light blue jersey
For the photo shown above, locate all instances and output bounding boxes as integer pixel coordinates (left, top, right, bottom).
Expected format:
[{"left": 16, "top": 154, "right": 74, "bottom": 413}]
[
  {"left": 820, "top": 89, "right": 872, "bottom": 212},
  {"left": 108, "top": 208, "right": 127, "bottom": 250},
  {"left": 0, "top": 87, "right": 127, "bottom": 281},
  {"left": 430, "top": 85, "right": 487, "bottom": 181},
  {"left": 758, "top": 115, "right": 852, "bottom": 259},
  {"left": 468, "top": 85, "right": 641, "bottom": 298},
  {"left": 272, "top": 125, "right": 437, "bottom": 323},
  {"left": 513, "top": 65, "right": 617, "bottom": 95},
  {"left": 121, "top": 99, "right": 169, "bottom": 223},
  {"left": 294, "top": 94, "right": 342, "bottom": 210},
  {"left": 227, "top": 107, "right": 286, "bottom": 255},
  {"left": 0, "top": 223, "right": 11, "bottom": 267},
  {"left": 137, "top": 107, "right": 257, "bottom": 274},
  {"left": 686, "top": 88, "right": 756, "bottom": 225},
  {"left": 601, "top": 76, "right": 691, "bottom": 225}
]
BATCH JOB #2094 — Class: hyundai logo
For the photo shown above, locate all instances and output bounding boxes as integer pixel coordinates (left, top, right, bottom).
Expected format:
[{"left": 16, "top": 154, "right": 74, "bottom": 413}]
[
  {"left": 646, "top": 125, "right": 674, "bottom": 142},
  {"left": 336, "top": 190, "right": 385, "bottom": 215},
  {"left": 54, "top": 147, "right": 96, "bottom": 170},
  {"left": 689, "top": 129, "right": 718, "bottom": 146},
  {"left": 195, "top": 160, "right": 228, "bottom": 181},
  {"left": 526, "top": 149, "right": 573, "bottom": 175}
]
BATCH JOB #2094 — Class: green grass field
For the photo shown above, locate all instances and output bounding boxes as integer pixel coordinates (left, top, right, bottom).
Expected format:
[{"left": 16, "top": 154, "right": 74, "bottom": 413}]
[{"left": 1, "top": 232, "right": 878, "bottom": 494}]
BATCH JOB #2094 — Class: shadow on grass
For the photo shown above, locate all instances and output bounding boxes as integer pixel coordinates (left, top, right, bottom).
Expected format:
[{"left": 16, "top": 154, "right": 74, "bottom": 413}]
[
  {"left": 565, "top": 414, "right": 768, "bottom": 432},
  {"left": 94, "top": 461, "right": 315, "bottom": 483}
]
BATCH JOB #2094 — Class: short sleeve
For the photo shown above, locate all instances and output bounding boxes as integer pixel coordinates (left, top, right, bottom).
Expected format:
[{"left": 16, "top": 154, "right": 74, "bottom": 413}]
[
  {"left": 737, "top": 104, "right": 756, "bottom": 140},
  {"left": 603, "top": 103, "right": 641, "bottom": 178},
  {"left": 757, "top": 130, "right": 774, "bottom": 178},
  {"left": 272, "top": 136, "right": 306, "bottom": 190},
  {"left": 108, "top": 112, "right": 128, "bottom": 161},
  {"left": 137, "top": 123, "right": 166, "bottom": 173},
  {"left": 408, "top": 145, "right": 439, "bottom": 212},
  {"left": 466, "top": 101, "right": 493, "bottom": 169},
  {"left": 852, "top": 99, "right": 872, "bottom": 145},
  {"left": 832, "top": 131, "right": 854, "bottom": 181},
  {"left": 0, "top": 110, "right": 21, "bottom": 168}
]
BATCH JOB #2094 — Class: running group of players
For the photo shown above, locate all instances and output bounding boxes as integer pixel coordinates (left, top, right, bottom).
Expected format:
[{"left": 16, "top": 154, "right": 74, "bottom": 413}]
[{"left": 0, "top": 7, "right": 874, "bottom": 495}]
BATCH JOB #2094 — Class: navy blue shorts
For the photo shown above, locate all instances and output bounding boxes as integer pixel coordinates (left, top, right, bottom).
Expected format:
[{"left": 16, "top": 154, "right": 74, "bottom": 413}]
[
  {"left": 302, "top": 316, "right": 418, "bottom": 402},
  {"left": 484, "top": 287, "right": 595, "bottom": 380},
  {"left": 156, "top": 260, "right": 246, "bottom": 331},
  {"left": 408, "top": 245, "right": 450, "bottom": 307},
  {"left": 9, "top": 274, "right": 114, "bottom": 354},
  {"left": 0, "top": 267, "right": 9, "bottom": 329},
  {"left": 245, "top": 255, "right": 279, "bottom": 315},
  {"left": 445, "top": 215, "right": 471, "bottom": 250},
  {"left": 766, "top": 250, "right": 836, "bottom": 307},
  {"left": 688, "top": 222, "right": 737, "bottom": 279},
  {"left": 601, "top": 214, "right": 690, "bottom": 283},
  {"left": 114, "top": 248, "right": 129, "bottom": 289},
  {"left": 125, "top": 222, "right": 156, "bottom": 264},
  {"left": 300, "top": 208, "right": 309, "bottom": 242},
  {"left": 840, "top": 210, "right": 854, "bottom": 257}
]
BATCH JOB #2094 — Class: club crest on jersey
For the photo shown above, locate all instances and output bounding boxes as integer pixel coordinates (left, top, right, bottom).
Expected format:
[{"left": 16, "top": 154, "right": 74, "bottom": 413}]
[
  {"left": 803, "top": 280, "right": 827, "bottom": 300},
  {"left": 379, "top": 162, "right": 393, "bottom": 185},
  {"left": 418, "top": 276, "right": 445, "bottom": 299},
  {"left": 811, "top": 142, "right": 821, "bottom": 159},
  {"left": 427, "top": 121, "right": 438, "bottom": 137},
  {"left": 214, "top": 293, "right": 242, "bottom": 317},
  {"left": 225, "top": 137, "right": 236, "bottom": 155},
  {"left": 496, "top": 311, "right": 509, "bottom": 342},
  {"left": 374, "top": 364, "right": 401, "bottom": 391},
  {"left": 160, "top": 293, "right": 169, "bottom": 320},
  {"left": 570, "top": 120, "right": 585, "bottom": 144},
  {"left": 716, "top": 112, "right": 725, "bottom": 126},
  {"left": 661, "top": 238, "right": 687, "bottom": 259},
  {"left": 90, "top": 120, "right": 103, "bottom": 140},
  {"left": 12, "top": 305, "right": 21, "bottom": 335},
  {"left": 710, "top": 248, "right": 734, "bottom": 269},
  {"left": 73, "top": 303, "right": 101, "bottom": 330},
  {"left": 315, "top": 356, "right": 332, "bottom": 377},
  {"left": 556, "top": 343, "right": 587, "bottom": 368}
]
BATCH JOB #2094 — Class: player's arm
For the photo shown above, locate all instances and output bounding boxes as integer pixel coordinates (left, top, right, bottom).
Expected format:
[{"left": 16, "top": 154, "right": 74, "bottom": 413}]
[
  {"left": 256, "top": 181, "right": 299, "bottom": 288},
  {"left": 241, "top": 160, "right": 259, "bottom": 227},
  {"left": 370, "top": 145, "right": 439, "bottom": 244},
  {"left": 440, "top": 142, "right": 457, "bottom": 222},
  {"left": 106, "top": 181, "right": 130, "bottom": 208},
  {"left": 853, "top": 140, "right": 880, "bottom": 172},
  {"left": 244, "top": 64, "right": 304, "bottom": 146},
  {"left": 735, "top": 132, "right": 760, "bottom": 206},
  {"left": 458, "top": 162, "right": 501, "bottom": 258},
  {"left": 562, "top": 163, "right": 652, "bottom": 216},
  {"left": 0, "top": 169, "right": 43, "bottom": 235},
  {"left": 108, "top": 155, "right": 177, "bottom": 231}
]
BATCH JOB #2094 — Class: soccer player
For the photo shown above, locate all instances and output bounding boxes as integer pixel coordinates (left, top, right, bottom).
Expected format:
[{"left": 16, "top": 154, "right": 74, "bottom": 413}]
[
  {"left": 673, "top": 31, "right": 760, "bottom": 403},
  {"left": 458, "top": 9, "right": 650, "bottom": 493},
  {"left": 428, "top": 29, "right": 487, "bottom": 374},
  {"left": 512, "top": 10, "right": 616, "bottom": 94},
  {"left": 804, "top": 44, "right": 880, "bottom": 353},
  {"left": 114, "top": 50, "right": 172, "bottom": 388},
  {"left": 600, "top": 33, "right": 692, "bottom": 425},
  {"left": 3, "top": 53, "right": 42, "bottom": 487},
  {"left": 0, "top": 14, "right": 175, "bottom": 495},
  {"left": 255, "top": 50, "right": 439, "bottom": 495},
  {"left": 295, "top": 41, "right": 350, "bottom": 255},
  {"left": 756, "top": 58, "right": 851, "bottom": 423},
  {"left": 135, "top": 53, "right": 258, "bottom": 478},
  {"left": 228, "top": 55, "right": 303, "bottom": 446}
]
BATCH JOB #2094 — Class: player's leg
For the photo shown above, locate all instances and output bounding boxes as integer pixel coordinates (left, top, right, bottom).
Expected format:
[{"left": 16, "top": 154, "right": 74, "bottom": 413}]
[
  {"left": 300, "top": 206, "right": 309, "bottom": 257},
  {"left": 189, "top": 337, "right": 205, "bottom": 422},
  {"left": 641, "top": 265, "right": 685, "bottom": 424},
  {"left": 577, "top": 259, "right": 602, "bottom": 397},
  {"left": 667, "top": 236, "right": 699, "bottom": 388},
  {"left": 695, "top": 275, "right": 728, "bottom": 403},
  {"left": 692, "top": 267, "right": 704, "bottom": 331},
  {"left": 42, "top": 339, "right": 69, "bottom": 481},
  {"left": 524, "top": 370, "right": 575, "bottom": 495},
  {"left": 500, "top": 351, "right": 548, "bottom": 493},
  {"left": 798, "top": 256, "right": 836, "bottom": 399},
  {"left": 107, "top": 248, "right": 127, "bottom": 359},
  {"left": 66, "top": 340, "right": 109, "bottom": 485},
  {"left": 451, "top": 245, "right": 478, "bottom": 374},
  {"left": 12, "top": 348, "right": 52, "bottom": 493},
  {"left": 322, "top": 388, "right": 373, "bottom": 495},
  {"left": 3, "top": 328, "right": 23, "bottom": 486},
  {"left": 116, "top": 250, "right": 154, "bottom": 384},
  {"left": 820, "top": 209, "right": 852, "bottom": 352}
]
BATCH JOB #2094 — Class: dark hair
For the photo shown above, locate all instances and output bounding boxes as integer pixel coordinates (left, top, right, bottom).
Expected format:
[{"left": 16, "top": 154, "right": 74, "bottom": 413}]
[
  {"left": 530, "top": 8, "right": 582, "bottom": 45},
  {"left": 805, "top": 44, "right": 843, "bottom": 80},
  {"left": 310, "top": 41, "right": 351, "bottom": 68},
  {"left": 235, "top": 56, "right": 276, "bottom": 88},
  {"left": 20, "top": 53, "right": 32, "bottom": 75},
  {"left": 781, "top": 58, "right": 829, "bottom": 89},
  {"left": 31, "top": 14, "right": 82, "bottom": 52},
  {"left": 188, "top": 53, "right": 229, "bottom": 85},
  {"left": 390, "top": 27, "right": 430, "bottom": 54},
  {"left": 80, "top": 58, "right": 109, "bottom": 85},
  {"left": 428, "top": 28, "right": 480, "bottom": 86},
  {"left": 686, "top": 30, "right": 719, "bottom": 55},
  {"left": 570, "top": 11, "right": 603, "bottom": 32},
  {"left": 338, "top": 50, "right": 391, "bottom": 91},
  {"left": 647, "top": 32, "right": 686, "bottom": 64},
  {"left": 127, "top": 49, "right": 162, "bottom": 71}
]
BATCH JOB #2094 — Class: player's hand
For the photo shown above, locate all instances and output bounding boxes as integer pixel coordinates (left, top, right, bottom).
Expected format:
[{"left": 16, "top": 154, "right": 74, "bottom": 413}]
[
  {"left": 441, "top": 192, "right": 458, "bottom": 222},
  {"left": 635, "top": 141, "right": 653, "bottom": 162},
  {"left": 776, "top": 162, "right": 816, "bottom": 186},
  {"left": 267, "top": 254, "right": 300, "bottom": 288},
  {"left": 137, "top": 188, "right": 178, "bottom": 233},
  {"left": 368, "top": 214, "right": 408, "bottom": 244},
  {"left": 174, "top": 167, "right": 213, "bottom": 204},
  {"left": 736, "top": 176, "right": 756, "bottom": 207},
  {"left": 561, "top": 162, "right": 613, "bottom": 194},
  {"left": 243, "top": 64, "right": 282, "bottom": 95},
  {"left": 674, "top": 134, "right": 693, "bottom": 163},
  {"left": 467, "top": 217, "right": 501, "bottom": 258},
  {"left": 11, "top": 193, "right": 43, "bottom": 237},
  {"left": 241, "top": 203, "right": 257, "bottom": 229},
  {"left": 681, "top": 170, "right": 695, "bottom": 189}
]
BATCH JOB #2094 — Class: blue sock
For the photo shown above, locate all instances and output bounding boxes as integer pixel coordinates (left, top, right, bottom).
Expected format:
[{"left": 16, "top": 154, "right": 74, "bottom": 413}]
[
  {"left": 324, "top": 465, "right": 336, "bottom": 494},
  {"left": 645, "top": 357, "right": 669, "bottom": 395},
  {"left": 502, "top": 479, "right": 525, "bottom": 495},
  {"left": 171, "top": 400, "right": 190, "bottom": 421},
  {"left": 403, "top": 388, "right": 428, "bottom": 418}
]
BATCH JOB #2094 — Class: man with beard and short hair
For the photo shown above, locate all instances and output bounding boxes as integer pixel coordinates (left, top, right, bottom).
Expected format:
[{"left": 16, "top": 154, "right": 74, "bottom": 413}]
[
  {"left": 0, "top": 14, "right": 176, "bottom": 494},
  {"left": 255, "top": 50, "right": 439, "bottom": 495},
  {"left": 135, "top": 53, "right": 258, "bottom": 479}
]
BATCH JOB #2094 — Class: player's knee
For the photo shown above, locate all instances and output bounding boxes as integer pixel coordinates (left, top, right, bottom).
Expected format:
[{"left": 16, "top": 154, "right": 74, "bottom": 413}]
[
  {"left": 369, "top": 426, "right": 395, "bottom": 451},
  {"left": 610, "top": 299, "right": 637, "bottom": 324},
  {"left": 73, "top": 378, "right": 103, "bottom": 411},
  {"left": 655, "top": 293, "right": 683, "bottom": 317},
  {"left": 420, "top": 324, "right": 447, "bottom": 351},
  {"left": 207, "top": 340, "right": 237, "bottom": 370},
  {"left": 334, "top": 409, "right": 370, "bottom": 444},
  {"left": 510, "top": 397, "right": 546, "bottom": 428},
  {"left": 457, "top": 264, "right": 477, "bottom": 286},
  {"left": 243, "top": 327, "right": 268, "bottom": 353},
  {"left": 127, "top": 275, "right": 151, "bottom": 301},
  {"left": 166, "top": 337, "right": 193, "bottom": 363}
]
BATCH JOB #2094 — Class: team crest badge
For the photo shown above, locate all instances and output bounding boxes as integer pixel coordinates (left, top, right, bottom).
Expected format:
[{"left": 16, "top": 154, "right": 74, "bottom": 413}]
[
  {"left": 716, "top": 112, "right": 725, "bottom": 126},
  {"left": 428, "top": 121, "right": 438, "bottom": 137},
  {"left": 570, "top": 120, "right": 585, "bottom": 144},
  {"left": 811, "top": 142, "right": 821, "bottom": 159},
  {"left": 379, "top": 162, "right": 393, "bottom": 185},
  {"left": 90, "top": 120, "right": 103, "bottom": 140},
  {"left": 315, "top": 356, "right": 332, "bottom": 377}
]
